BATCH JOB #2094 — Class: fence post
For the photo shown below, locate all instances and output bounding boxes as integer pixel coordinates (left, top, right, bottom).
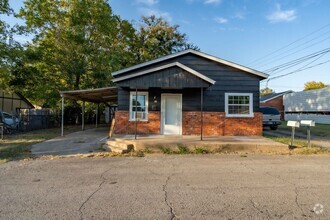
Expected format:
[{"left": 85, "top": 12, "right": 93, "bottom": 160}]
[{"left": 61, "top": 97, "right": 64, "bottom": 136}]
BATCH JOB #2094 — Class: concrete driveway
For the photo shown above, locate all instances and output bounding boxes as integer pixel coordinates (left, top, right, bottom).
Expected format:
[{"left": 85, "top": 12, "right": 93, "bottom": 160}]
[
  {"left": 31, "top": 127, "right": 109, "bottom": 156},
  {"left": 0, "top": 155, "right": 329, "bottom": 219}
]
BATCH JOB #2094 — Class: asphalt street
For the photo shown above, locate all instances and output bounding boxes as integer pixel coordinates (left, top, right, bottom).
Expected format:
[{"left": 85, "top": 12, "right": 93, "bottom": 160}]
[{"left": 0, "top": 155, "right": 329, "bottom": 219}]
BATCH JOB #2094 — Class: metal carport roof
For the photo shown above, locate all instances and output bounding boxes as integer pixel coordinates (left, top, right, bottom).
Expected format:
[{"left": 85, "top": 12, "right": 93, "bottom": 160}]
[{"left": 59, "top": 87, "right": 118, "bottom": 103}]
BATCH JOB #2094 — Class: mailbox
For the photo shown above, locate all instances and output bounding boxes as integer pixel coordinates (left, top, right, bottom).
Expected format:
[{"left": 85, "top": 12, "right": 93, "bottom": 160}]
[
  {"left": 287, "top": 121, "right": 300, "bottom": 127},
  {"left": 300, "top": 120, "right": 315, "bottom": 127}
]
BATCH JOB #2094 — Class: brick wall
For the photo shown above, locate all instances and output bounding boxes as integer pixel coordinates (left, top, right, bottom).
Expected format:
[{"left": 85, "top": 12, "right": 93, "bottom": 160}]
[
  {"left": 182, "top": 112, "right": 262, "bottom": 136},
  {"left": 260, "top": 96, "right": 284, "bottom": 120},
  {"left": 114, "top": 111, "right": 161, "bottom": 135},
  {"left": 115, "top": 111, "right": 262, "bottom": 136}
]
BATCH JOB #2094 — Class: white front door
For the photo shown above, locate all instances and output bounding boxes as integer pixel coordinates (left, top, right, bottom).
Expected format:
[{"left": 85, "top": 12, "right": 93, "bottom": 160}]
[{"left": 161, "top": 94, "right": 182, "bottom": 135}]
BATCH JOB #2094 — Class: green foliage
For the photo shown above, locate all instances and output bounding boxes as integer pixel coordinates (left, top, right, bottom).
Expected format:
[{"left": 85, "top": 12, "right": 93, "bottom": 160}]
[
  {"left": 177, "top": 145, "right": 190, "bottom": 154},
  {"left": 304, "top": 81, "right": 328, "bottom": 91},
  {"left": 160, "top": 147, "right": 172, "bottom": 154},
  {"left": 0, "top": 0, "right": 22, "bottom": 89},
  {"left": 260, "top": 87, "right": 274, "bottom": 96},
  {"left": 133, "top": 15, "right": 199, "bottom": 63},
  {"left": 7, "top": 1, "right": 199, "bottom": 108},
  {"left": 194, "top": 147, "right": 209, "bottom": 154}
]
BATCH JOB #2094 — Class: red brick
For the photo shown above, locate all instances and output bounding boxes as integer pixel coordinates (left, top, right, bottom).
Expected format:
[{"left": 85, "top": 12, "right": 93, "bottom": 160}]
[{"left": 114, "top": 111, "right": 262, "bottom": 136}]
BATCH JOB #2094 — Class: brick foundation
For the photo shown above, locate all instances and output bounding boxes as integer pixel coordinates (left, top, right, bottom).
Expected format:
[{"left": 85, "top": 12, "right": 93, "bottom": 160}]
[
  {"left": 114, "top": 111, "right": 161, "bottom": 135},
  {"left": 114, "top": 111, "right": 262, "bottom": 136}
]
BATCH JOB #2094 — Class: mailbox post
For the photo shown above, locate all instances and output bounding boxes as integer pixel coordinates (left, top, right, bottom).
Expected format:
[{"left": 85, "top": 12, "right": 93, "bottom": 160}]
[
  {"left": 287, "top": 121, "right": 300, "bottom": 148},
  {"left": 300, "top": 120, "right": 315, "bottom": 148}
]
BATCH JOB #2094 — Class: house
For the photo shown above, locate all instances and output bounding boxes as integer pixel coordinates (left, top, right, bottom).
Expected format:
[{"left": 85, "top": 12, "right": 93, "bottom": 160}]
[
  {"left": 111, "top": 49, "right": 268, "bottom": 136},
  {"left": 260, "top": 91, "right": 293, "bottom": 120},
  {"left": 284, "top": 87, "right": 330, "bottom": 124},
  {"left": 0, "top": 88, "right": 34, "bottom": 114}
]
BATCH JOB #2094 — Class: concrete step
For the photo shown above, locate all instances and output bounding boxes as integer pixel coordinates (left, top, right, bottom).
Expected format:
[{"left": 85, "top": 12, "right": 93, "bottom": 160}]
[{"left": 103, "top": 139, "right": 134, "bottom": 154}]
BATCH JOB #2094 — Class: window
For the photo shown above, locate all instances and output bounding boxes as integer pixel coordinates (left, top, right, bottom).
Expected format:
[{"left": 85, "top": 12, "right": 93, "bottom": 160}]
[
  {"left": 225, "top": 93, "right": 253, "bottom": 117},
  {"left": 129, "top": 92, "right": 148, "bottom": 121}
]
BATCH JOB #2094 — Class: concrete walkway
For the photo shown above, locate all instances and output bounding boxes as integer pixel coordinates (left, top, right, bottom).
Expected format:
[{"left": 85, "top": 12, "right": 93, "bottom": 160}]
[{"left": 32, "top": 127, "right": 109, "bottom": 156}]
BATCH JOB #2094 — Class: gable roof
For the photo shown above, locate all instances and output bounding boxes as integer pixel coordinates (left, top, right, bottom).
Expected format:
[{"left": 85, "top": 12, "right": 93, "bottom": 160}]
[
  {"left": 16, "top": 92, "right": 35, "bottom": 109},
  {"left": 112, "top": 49, "right": 268, "bottom": 79},
  {"left": 260, "top": 90, "right": 293, "bottom": 103},
  {"left": 112, "top": 62, "right": 216, "bottom": 85}
]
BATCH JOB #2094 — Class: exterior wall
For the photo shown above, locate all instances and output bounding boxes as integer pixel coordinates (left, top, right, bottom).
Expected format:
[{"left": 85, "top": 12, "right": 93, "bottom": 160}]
[
  {"left": 115, "top": 111, "right": 161, "bottom": 135},
  {"left": 116, "top": 53, "right": 262, "bottom": 113},
  {"left": 0, "top": 89, "right": 34, "bottom": 114},
  {"left": 260, "top": 96, "right": 284, "bottom": 120},
  {"left": 284, "top": 87, "right": 330, "bottom": 112},
  {"left": 285, "top": 113, "right": 330, "bottom": 125},
  {"left": 115, "top": 111, "right": 262, "bottom": 136}
]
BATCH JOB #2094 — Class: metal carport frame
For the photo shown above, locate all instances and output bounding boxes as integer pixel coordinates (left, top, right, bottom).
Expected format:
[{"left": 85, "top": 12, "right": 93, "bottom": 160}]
[{"left": 59, "top": 87, "right": 118, "bottom": 136}]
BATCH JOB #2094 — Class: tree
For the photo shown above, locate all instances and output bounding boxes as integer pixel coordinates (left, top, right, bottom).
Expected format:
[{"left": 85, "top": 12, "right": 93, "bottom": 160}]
[
  {"left": 0, "top": 0, "right": 22, "bottom": 89},
  {"left": 260, "top": 87, "right": 274, "bottom": 96},
  {"left": 133, "top": 15, "right": 199, "bottom": 63},
  {"left": 12, "top": 2, "right": 199, "bottom": 108},
  {"left": 304, "top": 81, "right": 328, "bottom": 91},
  {"left": 13, "top": 0, "right": 136, "bottom": 107}
]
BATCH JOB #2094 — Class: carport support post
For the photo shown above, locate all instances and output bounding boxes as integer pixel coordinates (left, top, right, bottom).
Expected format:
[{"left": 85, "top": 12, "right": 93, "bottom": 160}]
[
  {"left": 200, "top": 87, "right": 203, "bottom": 141},
  {"left": 61, "top": 96, "right": 64, "bottom": 136},
  {"left": 82, "top": 101, "right": 85, "bottom": 131},
  {"left": 135, "top": 88, "right": 138, "bottom": 140},
  {"left": 95, "top": 103, "right": 99, "bottom": 128}
]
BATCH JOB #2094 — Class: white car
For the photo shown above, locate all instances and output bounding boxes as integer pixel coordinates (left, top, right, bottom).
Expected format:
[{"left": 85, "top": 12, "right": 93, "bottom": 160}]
[{"left": 0, "top": 111, "right": 20, "bottom": 131}]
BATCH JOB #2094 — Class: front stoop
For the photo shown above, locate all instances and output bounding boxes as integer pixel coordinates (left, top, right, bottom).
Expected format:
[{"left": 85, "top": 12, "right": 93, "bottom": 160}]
[{"left": 103, "top": 139, "right": 134, "bottom": 154}]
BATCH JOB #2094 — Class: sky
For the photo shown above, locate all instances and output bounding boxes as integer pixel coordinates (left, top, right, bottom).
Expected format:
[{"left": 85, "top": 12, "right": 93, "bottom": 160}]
[{"left": 4, "top": 0, "right": 330, "bottom": 93}]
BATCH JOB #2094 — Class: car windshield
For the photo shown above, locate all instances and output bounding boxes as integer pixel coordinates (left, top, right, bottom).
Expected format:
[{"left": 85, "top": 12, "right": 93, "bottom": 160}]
[{"left": 261, "top": 107, "right": 279, "bottom": 115}]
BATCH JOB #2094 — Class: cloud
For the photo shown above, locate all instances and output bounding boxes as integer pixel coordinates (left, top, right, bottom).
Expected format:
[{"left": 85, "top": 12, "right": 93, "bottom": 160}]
[
  {"left": 139, "top": 8, "right": 172, "bottom": 22},
  {"left": 267, "top": 4, "right": 297, "bottom": 23},
  {"left": 135, "top": 0, "right": 158, "bottom": 6},
  {"left": 204, "top": 0, "right": 222, "bottom": 4},
  {"left": 214, "top": 17, "right": 228, "bottom": 24}
]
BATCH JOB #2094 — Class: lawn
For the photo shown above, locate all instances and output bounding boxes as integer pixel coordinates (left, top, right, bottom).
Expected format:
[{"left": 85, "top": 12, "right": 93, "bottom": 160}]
[
  {"left": 0, "top": 125, "right": 96, "bottom": 163},
  {"left": 278, "top": 121, "right": 330, "bottom": 137},
  {"left": 264, "top": 134, "right": 330, "bottom": 154}
]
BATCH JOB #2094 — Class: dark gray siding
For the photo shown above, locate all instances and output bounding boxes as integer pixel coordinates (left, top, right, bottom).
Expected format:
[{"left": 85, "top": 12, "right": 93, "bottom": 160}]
[
  {"left": 116, "top": 66, "right": 210, "bottom": 88},
  {"left": 115, "top": 53, "right": 262, "bottom": 112}
]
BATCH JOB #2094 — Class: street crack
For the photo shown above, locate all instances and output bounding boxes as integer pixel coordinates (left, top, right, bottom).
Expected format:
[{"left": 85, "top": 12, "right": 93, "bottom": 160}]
[
  {"left": 163, "top": 175, "right": 176, "bottom": 220},
  {"left": 78, "top": 167, "right": 112, "bottom": 220}
]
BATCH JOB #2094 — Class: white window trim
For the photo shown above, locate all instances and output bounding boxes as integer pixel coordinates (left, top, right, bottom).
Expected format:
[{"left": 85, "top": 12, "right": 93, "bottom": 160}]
[
  {"left": 129, "top": 91, "right": 149, "bottom": 121},
  {"left": 225, "top": 93, "right": 254, "bottom": 117}
]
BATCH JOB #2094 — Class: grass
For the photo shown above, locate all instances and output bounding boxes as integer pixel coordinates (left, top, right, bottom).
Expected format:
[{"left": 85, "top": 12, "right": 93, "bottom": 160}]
[
  {"left": 0, "top": 125, "right": 96, "bottom": 163},
  {"left": 278, "top": 121, "right": 330, "bottom": 137},
  {"left": 264, "top": 134, "right": 330, "bottom": 155}
]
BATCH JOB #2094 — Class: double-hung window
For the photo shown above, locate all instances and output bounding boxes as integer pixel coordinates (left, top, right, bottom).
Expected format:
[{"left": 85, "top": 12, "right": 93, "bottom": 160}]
[
  {"left": 129, "top": 92, "right": 148, "bottom": 121},
  {"left": 225, "top": 93, "right": 253, "bottom": 117}
]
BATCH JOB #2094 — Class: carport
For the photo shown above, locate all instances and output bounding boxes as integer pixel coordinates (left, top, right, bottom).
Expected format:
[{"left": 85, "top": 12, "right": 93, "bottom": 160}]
[{"left": 59, "top": 87, "right": 117, "bottom": 136}]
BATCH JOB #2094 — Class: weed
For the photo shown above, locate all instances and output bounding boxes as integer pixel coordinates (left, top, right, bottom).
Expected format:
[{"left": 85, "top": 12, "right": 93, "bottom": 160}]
[
  {"left": 194, "top": 147, "right": 208, "bottom": 154},
  {"left": 160, "top": 147, "right": 172, "bottom": 154},
  {"left": 143, "top": 147, "right": 154, "bottom": 154},
  {"left": 177, "top": 145, "right": 190, "bottom": 154}
]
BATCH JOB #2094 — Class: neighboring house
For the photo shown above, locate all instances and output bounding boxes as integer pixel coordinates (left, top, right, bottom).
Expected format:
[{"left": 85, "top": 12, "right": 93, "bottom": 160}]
[
  {"left": 111, "top": 49, "right": 268, "bottom": 136},
  {"left": 284, "top": 87, "right": 330, "bottom": 124},
  {"left": 260, "top": 91, "right": 293, "bottom": 120},
  {"left": 0, "top": 89, "right": 34, "bottom": 114}
]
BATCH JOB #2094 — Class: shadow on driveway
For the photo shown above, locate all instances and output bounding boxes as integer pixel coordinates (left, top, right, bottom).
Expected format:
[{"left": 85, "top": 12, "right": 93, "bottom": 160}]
[{"left": 31, "top": 127, "right": 109, "bottom": 156}]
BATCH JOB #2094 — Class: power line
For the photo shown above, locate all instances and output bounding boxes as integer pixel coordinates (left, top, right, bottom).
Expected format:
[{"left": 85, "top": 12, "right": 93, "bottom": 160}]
[
  {"left": 263, "top": 48, "right": 330, "bottom": 74},
  {"left": 248, "top": 22, "right": 330, "bottom": 66},
  {"left": 257, "top": 35, "right": 330, "bottom": 69},
  {"left": 265, "top": 59, "right": 330, "bottom": 82}
]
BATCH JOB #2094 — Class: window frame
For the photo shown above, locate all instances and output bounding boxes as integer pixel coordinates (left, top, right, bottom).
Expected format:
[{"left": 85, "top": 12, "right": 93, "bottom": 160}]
[
  {"left": 225, "top": 93, "right": 254, "bottom": 117},
  {"left": 129, "top": 91, "right": 149, "bottom": 121}
]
